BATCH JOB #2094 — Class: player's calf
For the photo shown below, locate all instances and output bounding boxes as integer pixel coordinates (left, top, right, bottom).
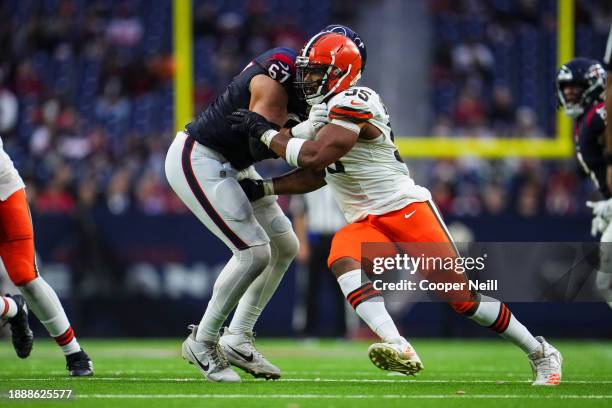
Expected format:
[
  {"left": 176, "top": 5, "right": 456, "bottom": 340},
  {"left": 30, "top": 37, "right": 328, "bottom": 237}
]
[
  {"left": 332, "top": 262, "right": 424, "bottom": 375},
  {"left": 17, "top": 277, "right": 93, "bottom": 375},
  {"left": 452, "top": 294, "right": 562, "bottom": 385}
]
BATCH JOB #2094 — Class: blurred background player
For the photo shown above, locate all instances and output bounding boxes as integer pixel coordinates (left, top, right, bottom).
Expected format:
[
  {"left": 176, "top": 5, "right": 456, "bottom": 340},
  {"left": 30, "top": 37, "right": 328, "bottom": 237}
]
[
  {"left": 0, "top": 136, "right": 92, "bottom": 376},
  {"left": 234, "top": 31, "right": 563, "bottom": 385},
  {"left": 291, "top": 186, "right": 349, "bottom": 338},
  {"left": 605, "top": 22, "right": 612, "bottom": 193},
  {"left": 603, "top": 23, "right": 612, "bottom": 308},
  {"left": 556, "top": 57, "right": 612, "bottom": 308}
]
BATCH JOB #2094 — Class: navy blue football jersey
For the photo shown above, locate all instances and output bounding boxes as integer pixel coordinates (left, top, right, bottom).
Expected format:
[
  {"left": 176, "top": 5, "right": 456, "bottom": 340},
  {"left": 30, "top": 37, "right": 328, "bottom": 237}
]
[
  {"left": 575, "top": 102, "right": 610, "bottom": 198},
  {"left": 186, "top": 47, "right": 306, "bottom": 170}
]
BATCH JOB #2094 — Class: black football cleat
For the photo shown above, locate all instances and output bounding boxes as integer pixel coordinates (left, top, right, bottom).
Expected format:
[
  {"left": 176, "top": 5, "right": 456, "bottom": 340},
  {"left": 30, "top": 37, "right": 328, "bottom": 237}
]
[
  {"left": 66, "top": 349, "right": 94, "bottom": 377},
  {"left": 5, "top": 294, "right": 34, "bottom": 359}
]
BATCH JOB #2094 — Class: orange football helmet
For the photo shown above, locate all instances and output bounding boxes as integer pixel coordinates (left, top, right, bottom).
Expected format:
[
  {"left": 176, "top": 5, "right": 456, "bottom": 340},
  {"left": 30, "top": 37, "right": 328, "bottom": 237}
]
[{"left": 295, "top": 32, "right": 362, "bottom": 105}]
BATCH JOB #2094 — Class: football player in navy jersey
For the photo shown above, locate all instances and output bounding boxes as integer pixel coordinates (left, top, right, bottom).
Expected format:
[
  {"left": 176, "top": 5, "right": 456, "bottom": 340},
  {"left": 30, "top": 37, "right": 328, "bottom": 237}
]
[
  {"left": 556, "top": 57, "right": 612, "bottom": 308},
  {"left": 165, "top": 26, "right": 366, "bottom": 382},
  {"left": 603, "top": 23, "right": 612, "bottom": 196},
  {"left": 601, "top": 23, "right": 612, "bottom": 308}
]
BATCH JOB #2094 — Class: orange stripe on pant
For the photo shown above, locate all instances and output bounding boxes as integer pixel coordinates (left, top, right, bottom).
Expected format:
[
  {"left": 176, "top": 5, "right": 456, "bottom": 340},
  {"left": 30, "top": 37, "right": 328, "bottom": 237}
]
[
  {"left": 0, "top": 189, "right": 38, "bottom": 286},
  {"left": 327, "top": 200, "right": 475, "bottom": 303}
]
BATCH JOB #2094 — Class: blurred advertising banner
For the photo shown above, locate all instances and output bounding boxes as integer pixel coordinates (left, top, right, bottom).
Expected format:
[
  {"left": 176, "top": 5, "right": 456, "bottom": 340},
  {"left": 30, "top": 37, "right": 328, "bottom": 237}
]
[
  {"left": 12, "top": 213, "right": 609, "bottom": 337},
  {"left": 362, "top": 242, "right": 608, "bottom": 303}
]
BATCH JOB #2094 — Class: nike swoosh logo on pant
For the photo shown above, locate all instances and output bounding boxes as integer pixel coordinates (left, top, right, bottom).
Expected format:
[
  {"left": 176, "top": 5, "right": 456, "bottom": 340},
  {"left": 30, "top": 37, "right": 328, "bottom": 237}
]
[{"left": 404, "top": 210, "right": 416, "bottom": 219}]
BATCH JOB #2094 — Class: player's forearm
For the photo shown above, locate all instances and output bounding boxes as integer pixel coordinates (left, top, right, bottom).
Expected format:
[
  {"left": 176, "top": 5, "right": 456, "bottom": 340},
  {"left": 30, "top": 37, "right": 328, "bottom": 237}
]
[
  {"left": 267, "top": 125, "right": 352, "bottom": 171},
  {"left": 270, "top": 138, "right": 331, "bottom": 170},
  {"left": 271, "top": 168, "right": 326, "bottom": 195}
]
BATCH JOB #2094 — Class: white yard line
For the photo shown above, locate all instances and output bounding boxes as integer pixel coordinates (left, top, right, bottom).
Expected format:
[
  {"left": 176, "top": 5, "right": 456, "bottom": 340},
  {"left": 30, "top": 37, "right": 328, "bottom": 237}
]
[
  {"left": 2, "top": 377, "right": 612, "bottom": 384},
  {"left": 72, "top": 394, "right": 612, "bottom": 400}
]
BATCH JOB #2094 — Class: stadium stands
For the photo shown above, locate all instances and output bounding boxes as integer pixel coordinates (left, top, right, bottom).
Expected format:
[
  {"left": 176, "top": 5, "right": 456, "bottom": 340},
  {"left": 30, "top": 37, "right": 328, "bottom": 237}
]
[{"left": 0, "top": 0, "right": 609, "bottom": 218}]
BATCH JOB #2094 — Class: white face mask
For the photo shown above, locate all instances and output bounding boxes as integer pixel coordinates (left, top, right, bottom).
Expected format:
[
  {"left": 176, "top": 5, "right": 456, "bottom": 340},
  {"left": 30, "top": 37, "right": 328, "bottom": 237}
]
[
  {"left": 303, "top": 65, "right": 360, "bottom": 106},
  {"left": 563, "top": 103, "right": 584, "bottom": 119}
]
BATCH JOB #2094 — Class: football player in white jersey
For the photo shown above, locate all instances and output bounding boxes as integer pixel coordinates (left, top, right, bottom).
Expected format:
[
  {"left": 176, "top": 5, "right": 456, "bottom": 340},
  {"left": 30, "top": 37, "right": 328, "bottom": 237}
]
[
  {"left": 230, "top": 32, "right": 562, "bottom": 385},
  {"left": 0, "top": 137, "right": 92, "bottom": 376}
]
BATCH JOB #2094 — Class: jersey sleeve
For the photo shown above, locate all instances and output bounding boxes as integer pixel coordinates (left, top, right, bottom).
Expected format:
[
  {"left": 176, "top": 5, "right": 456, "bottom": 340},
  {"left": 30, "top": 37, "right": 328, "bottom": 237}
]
[
  {"left": 584, "top": 103, "right": 607, "bottom": 138},
  {"left": 255, "top": 48, "right": 296, "bottom": 85},
  {"left": 327, "top": 87, "right": 378, "bottom": 124}
]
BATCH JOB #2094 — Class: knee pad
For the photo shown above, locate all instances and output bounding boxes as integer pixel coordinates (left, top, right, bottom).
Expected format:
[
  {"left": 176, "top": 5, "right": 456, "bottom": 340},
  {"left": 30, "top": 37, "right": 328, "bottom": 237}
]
[
  {"left": 270, "top": 228, "right": 299, "bottom": 261},
  {"left": 238, "top": 243, "right": 272, "bottom": 272}
]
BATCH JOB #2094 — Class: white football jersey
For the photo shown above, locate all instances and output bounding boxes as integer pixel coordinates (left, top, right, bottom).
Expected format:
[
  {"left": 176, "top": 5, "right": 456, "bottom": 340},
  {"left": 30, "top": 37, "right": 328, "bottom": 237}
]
[
  {"left": 323, "top": 86, "right": 431, "bottom": 223},
  {"left": 0, "top": 137, "right": 25, "bottom": 200}
]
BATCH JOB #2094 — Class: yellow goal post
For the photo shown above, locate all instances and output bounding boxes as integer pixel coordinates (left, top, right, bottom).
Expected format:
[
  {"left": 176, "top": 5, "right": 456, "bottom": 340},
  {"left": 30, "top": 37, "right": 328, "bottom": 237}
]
[{"left": 173, "top": 0, "right": 575, "bottom": 159}]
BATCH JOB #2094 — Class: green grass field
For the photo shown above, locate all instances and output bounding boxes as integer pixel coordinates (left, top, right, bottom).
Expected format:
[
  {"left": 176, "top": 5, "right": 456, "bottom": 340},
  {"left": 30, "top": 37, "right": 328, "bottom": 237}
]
[{"left": 0, "top": 338, "right": 610, "bottom": 407}]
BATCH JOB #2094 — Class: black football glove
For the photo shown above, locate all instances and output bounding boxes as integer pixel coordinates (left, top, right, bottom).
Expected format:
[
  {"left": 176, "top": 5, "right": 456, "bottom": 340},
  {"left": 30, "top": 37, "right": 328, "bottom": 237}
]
[
  {"left": 249, "top": 137, "right": 278, "bottom": 161},
  {"left": 238, "top": 178, "right": 266, "bottom": 202},
  {"left": 228, "top": 109, "right": 273, "bottom": 140}
]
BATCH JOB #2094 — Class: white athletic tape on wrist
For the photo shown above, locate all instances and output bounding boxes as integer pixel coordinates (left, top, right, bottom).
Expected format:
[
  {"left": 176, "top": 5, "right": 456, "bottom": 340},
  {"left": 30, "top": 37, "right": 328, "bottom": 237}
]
[
  {"left": 286, "top": 138, "right": 306, "bottom": 167},
  {"left": 263, "top": 179, "right": 275, "bottom": 196},
  {"left": 260, "top": 129, "right": 279, "bottom": 147}
]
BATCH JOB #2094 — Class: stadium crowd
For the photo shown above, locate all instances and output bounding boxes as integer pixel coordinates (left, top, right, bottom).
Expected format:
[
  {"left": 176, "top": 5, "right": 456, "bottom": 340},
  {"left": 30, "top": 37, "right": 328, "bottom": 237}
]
[{"left": 0, "top": 0, "right": 608, "bottom": 219}]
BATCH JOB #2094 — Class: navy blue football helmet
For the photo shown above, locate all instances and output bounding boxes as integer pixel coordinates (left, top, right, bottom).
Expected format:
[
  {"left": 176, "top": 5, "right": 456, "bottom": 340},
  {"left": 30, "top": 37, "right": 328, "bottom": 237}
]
[
  {"left": 556, "top": 57, "right": 607, "bottom": 119},
  {"left": 321, "top": 24, "right": 367, "bottom": 73}
]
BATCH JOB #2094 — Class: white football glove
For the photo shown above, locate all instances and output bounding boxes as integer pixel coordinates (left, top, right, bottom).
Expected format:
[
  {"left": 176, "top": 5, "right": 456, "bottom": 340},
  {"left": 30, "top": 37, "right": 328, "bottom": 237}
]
[
  {"left": 587, "top": 198, "right": 612, "bottom": 219},
  {"left": 591, "top": 214, "right": 610, "bottom": 237},
  {"left": 290, "top": 103, "right": 329, "bottom": 140}
]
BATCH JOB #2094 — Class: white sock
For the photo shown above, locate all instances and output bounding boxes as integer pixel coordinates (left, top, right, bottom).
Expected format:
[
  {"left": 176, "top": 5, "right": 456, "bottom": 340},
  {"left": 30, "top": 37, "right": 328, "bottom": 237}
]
[
  {"left": 337, "top": 269, "right": 401, "bottom": 342},
  {"left": 228, "top": 304, "right": 262, "bottom": 335},
  {"left": 18, "top": 278, "right": 82, "bottom": 355},
  {"left": 229, "top": 231, "right": 298, "bottom": 334},
  {"left": 1, "top": 296, "right": 18, "bottom": 319},
  {"left": 469, "top": 295, "right": 540, "bottom": 354},
  {"left": 196, "top": 245, "right": 270, "bottom": 342},
  {"left": 60, "top": 338, "right": 81, "bottom": 355}
]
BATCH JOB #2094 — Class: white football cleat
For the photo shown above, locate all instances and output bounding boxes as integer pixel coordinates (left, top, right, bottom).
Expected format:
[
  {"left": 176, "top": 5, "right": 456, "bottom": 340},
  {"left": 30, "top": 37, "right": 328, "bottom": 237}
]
[
  {"left": 529, "top": 336, "right": 562, "bottom": 386},
  {"left": 219, "top": 327, "right": 281, "bottom": 380},
  {"left": 181, "top": 325, "right": 241, "bottom": 383},
  {"left": 368, "top": 337, "right": 424, "bottom": 376}
]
